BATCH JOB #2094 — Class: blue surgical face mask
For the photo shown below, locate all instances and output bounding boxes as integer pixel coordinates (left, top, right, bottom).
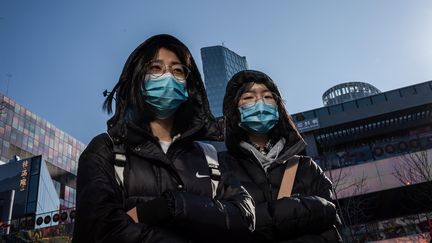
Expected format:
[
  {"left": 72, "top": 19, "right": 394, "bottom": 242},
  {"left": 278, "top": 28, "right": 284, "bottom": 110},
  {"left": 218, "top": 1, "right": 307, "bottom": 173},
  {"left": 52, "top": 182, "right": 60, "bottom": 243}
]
[
  {"left": 238, "top": 100, "right": 279, "bottom": 134},
  {"left": 142, "top": 73, "right": 189, "bottom": 119}
]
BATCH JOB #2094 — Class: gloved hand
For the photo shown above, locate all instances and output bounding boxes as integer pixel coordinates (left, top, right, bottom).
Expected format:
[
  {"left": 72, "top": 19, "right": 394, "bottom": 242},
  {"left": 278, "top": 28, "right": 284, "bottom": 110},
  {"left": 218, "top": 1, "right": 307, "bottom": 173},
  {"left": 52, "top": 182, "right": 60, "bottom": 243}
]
[
  {"left": 271, "top": 195, "right": 337, "bottom": 236},
  {"left": 136, "top": 192, "right": 174, "bottom": 226}
]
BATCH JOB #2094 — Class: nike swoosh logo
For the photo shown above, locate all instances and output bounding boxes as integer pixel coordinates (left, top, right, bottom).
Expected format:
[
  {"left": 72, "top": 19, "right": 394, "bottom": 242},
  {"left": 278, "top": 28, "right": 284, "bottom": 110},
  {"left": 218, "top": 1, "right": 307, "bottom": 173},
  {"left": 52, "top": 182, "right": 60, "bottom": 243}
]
[{"left": 196, "top": 172, "right": 210, "bottom": 178}]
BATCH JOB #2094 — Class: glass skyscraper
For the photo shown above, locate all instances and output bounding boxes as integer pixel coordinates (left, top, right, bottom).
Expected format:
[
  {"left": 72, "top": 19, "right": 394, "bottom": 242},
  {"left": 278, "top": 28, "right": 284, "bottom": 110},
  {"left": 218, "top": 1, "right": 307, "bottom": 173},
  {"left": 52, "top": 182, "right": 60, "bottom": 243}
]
[
  {"left": 201, "top": 45, "right": 248, "bottom": 117},
  {"left": 0, "top": 92, "right": 85, "bottom": 209}
]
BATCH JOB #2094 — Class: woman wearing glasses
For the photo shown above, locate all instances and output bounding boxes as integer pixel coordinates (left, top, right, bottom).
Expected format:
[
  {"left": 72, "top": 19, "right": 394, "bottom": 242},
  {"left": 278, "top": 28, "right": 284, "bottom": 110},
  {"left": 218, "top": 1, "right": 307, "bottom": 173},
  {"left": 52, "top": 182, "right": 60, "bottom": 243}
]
[
  {"left": 221, "top": 70, "right": 342, "bottom": 242},
  {"left": 72, "top": 35, "right": 255, "bottom": 243}
]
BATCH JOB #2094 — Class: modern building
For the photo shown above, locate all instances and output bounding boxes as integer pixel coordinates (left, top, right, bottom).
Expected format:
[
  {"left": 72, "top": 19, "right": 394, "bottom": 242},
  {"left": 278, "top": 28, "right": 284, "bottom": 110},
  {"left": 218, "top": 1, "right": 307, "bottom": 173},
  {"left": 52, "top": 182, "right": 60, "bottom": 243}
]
[
  {"left": 291, "top": 80, "right": 432, "bottom": 241},
  {"left": 0, "top": 155, "right": 61, "bottom": 233},
  {"left": 0, "top": 92, "right": 86, "bottom": 209},
  {"left": 322, "top": 82, "right": 381, "bottom": 106},
  {"left": 201, "top": 45, "right": 248, "bottom": 117}
]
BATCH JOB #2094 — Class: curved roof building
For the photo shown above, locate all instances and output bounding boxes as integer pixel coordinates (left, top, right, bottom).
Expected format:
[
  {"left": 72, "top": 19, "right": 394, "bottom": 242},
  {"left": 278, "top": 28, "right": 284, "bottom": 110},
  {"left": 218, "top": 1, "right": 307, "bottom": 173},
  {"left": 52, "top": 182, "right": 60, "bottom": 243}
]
[{"left": 322, "top": 82, "right": 381, "bottom": 106}]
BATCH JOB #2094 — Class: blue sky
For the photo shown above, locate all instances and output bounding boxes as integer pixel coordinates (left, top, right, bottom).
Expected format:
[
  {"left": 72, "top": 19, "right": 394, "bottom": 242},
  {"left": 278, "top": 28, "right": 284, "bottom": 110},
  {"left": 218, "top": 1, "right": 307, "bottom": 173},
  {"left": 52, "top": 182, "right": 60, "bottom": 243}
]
[{"left": 1, "top": 0, "right": 432, "bottom": 144}]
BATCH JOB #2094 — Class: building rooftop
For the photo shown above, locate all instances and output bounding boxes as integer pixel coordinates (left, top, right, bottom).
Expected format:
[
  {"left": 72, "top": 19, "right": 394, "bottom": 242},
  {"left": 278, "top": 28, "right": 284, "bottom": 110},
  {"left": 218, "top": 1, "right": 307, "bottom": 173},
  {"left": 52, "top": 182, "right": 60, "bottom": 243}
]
[
  {"left": 293, "top": 80, "right": 432, "bottom": 132},
  {"left": 322, "top": 81, "right": 381, "bottom": 106}
]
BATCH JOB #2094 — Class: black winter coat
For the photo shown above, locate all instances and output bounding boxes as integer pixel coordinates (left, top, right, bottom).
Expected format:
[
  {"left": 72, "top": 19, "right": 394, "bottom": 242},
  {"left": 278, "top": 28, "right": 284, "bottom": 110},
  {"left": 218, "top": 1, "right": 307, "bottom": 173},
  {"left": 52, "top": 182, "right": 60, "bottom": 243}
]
[
  {"left": 221, "top": 70, "right": 342, "bottom": 242},
  {"left": 72, "top": 77, "right": 255, "bottom": 243},
  {"left": 222, "top": 148, "right": 342, "bottom": 242},
  {"left": 72, "top": 127, "right": 255, "bottom": 243}
]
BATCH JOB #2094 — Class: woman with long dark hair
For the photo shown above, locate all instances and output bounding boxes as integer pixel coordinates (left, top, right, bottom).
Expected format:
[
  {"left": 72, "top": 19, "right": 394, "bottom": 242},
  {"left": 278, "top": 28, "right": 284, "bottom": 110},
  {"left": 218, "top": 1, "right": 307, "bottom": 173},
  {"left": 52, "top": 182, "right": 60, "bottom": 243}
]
[
  {"left": 72, "top": 34, "right": 255, "bottom": 243},
  {"left": 221, "top": 70, "right": 341, "bottom": 242}
]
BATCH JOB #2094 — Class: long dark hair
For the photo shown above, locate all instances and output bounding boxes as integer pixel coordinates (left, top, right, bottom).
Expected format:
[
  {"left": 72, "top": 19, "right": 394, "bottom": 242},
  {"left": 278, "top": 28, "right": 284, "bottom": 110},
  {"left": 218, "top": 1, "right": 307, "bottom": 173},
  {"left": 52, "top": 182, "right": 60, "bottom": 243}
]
[
  {"left": 103, "top": 34, "right": 209, "bottom": 136},
  {"left": 222, "top": 70, "right": 302, "bottom": 153}
]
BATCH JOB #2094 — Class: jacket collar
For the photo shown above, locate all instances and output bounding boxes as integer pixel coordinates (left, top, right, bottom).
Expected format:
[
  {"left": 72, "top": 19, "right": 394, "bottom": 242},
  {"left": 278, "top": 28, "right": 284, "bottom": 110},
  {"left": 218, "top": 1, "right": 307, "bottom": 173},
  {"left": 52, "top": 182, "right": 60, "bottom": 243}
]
[{"left": 237, "top": 138, "right": 306, "bottom": 171}]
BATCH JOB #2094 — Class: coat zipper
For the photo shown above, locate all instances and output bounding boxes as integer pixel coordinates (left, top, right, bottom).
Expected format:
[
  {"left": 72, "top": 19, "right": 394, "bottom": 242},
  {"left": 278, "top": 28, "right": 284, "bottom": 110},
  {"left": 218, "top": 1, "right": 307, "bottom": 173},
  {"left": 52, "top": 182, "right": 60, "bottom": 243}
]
[{"left": 249, "top": 158, "right": 274, "bottom": 201}]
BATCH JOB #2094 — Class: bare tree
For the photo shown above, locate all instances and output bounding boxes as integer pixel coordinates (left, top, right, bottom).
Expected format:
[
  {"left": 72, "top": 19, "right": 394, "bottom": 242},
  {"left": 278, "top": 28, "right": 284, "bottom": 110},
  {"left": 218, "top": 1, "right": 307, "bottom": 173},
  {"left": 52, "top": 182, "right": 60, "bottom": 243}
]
[
  {"left": 325, "top": 159, "right": 371, "bottom": 242},
  {"left": 391, "top": 149, "right": 432, "bottom": 242},
  {"left": 393, "top": 150, "right": 432, "bottom": 184},
  {"left": 393, "top": 150, "right": 432, "bottom": 207}
]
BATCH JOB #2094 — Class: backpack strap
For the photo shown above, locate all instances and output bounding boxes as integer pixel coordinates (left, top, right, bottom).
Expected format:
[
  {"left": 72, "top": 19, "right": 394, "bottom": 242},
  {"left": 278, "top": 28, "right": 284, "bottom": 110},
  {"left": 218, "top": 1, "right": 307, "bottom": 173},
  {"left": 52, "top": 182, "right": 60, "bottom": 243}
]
[
  {"left": 277, "top": 155, "right": 300, "bottom": 199},
  {"left": 196, "top": 142, "right": 220, "bottom": 198},
  {"left": 107, "top": 132, "right": 126, "bottom": 189},
  {"left": 113, "top": 145, "right": 126, "bottom": 188},
  {"left": 107, "top": 133, "right": 220, "bottom": 199}
]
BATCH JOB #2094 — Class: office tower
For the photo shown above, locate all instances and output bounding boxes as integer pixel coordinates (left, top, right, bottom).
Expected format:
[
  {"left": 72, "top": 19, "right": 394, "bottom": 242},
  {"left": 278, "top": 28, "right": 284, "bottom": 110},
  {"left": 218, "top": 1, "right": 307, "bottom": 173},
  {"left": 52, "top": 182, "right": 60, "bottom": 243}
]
[{"left": 201, "top": 45, "right": 248, "bottom": 117}]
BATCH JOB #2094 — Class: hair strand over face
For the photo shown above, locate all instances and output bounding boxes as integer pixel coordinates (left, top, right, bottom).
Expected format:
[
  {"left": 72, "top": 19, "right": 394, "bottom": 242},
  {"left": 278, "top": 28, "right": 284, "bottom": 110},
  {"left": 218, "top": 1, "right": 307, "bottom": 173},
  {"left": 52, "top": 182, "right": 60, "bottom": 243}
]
[{"left": 103, "top": 34, "right": 212, "bottom": 138}]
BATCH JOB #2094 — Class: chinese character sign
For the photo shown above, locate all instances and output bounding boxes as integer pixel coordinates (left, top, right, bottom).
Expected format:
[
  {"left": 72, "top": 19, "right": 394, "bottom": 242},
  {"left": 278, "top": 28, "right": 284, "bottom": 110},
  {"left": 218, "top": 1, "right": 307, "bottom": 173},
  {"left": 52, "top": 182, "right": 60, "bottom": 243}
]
[{"left": 19, "top": 160, "right": 29, "bottom": 192}]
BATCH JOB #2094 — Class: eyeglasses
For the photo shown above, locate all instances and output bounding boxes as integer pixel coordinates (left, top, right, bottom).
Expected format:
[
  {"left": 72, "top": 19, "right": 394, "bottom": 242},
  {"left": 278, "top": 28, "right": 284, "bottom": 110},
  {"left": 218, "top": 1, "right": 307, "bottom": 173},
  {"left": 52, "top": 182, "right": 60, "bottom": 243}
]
[
  {"left": 145, "top": 60, "right": 190, "bottom": 81},
  {"left": 239, "top": 92, "right": 278, "bottom": 107}
]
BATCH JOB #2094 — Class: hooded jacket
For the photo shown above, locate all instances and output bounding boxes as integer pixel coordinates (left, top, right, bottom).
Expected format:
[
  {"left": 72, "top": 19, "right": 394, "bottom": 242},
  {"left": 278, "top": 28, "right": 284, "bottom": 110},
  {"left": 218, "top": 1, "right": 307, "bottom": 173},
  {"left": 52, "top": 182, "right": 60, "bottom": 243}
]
[
  {"left": 72, "top": 36, "right": 255, "bottom": 243},
  {"left": 221, "top": 70, "right": 342, "bottom": 243}
]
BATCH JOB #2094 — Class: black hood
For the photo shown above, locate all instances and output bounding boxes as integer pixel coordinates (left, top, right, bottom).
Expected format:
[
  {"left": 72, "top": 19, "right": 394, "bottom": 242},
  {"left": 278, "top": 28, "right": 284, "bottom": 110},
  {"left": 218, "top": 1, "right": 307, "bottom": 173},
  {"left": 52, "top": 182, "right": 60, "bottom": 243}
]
[
  {"left": 222, "top": 70, "right": 306, "bottom": 157},
  {"left": 105, "top": 34, "right": 222, "bottom": 145}
]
